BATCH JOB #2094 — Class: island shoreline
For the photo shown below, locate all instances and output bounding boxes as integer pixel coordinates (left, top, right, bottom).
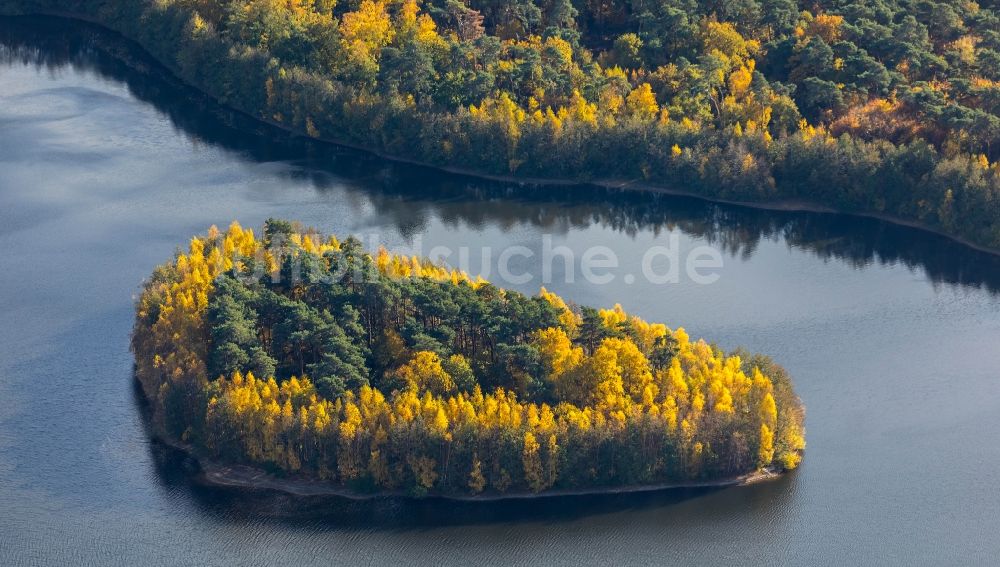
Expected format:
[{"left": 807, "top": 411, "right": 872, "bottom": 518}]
[
  {"left": 4, "top": 12, "right": 1000, "bottom": 258},
  {"left": 151, "top": 428, "right": 784, "bottom": 503}
]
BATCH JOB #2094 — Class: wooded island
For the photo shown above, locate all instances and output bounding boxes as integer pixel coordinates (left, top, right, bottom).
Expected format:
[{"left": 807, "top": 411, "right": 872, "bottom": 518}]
[{"left": 132, "top": 221, "right": 805, "bottom": 497}]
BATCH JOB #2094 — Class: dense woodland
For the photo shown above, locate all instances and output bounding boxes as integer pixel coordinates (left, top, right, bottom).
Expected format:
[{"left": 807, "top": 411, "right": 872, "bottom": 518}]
[
  {"left": 132, "top": 221, "right": 805, "bottom": 495},
  {"left": 4, "top": 0, "right": 1000, "bottom": 248}
]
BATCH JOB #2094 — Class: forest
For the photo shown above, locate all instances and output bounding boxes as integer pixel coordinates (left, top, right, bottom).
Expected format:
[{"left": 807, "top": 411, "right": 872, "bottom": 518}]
[
  {"left": 4, "top": 0, "right": 1000, "bottom": 249},
  {"left": 131, "top": 220, "right": 805, "bottom": 496}
]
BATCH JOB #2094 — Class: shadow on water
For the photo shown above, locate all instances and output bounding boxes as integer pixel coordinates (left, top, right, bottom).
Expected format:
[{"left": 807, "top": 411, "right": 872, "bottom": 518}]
[
  {"left": 133, "top": 378, "right": 795, "bottom": 530},
  {"left": 4, "top": 16, "right": 1000, "bottom": 294},
  {"left": 148, "top": 445, "right": 755, "bottom": 530}
]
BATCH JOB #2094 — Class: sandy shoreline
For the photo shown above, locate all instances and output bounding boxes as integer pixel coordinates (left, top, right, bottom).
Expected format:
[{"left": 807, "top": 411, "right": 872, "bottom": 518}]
[{"left": 6, "top": 11, "right": 1000, "bottom": 258}]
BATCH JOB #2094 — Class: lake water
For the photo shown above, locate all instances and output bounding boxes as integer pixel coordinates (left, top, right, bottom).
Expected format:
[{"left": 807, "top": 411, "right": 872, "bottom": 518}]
[{"left": 2, "top": 16, "right": 999, "bottom": 565}]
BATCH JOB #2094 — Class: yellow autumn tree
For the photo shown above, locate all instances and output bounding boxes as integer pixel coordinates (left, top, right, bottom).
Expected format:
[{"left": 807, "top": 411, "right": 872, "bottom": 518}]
[
  {"left": 339, "top": 0, "right": 394, "bottom": 80},
  {"left": 468, "top": 454, "right": 487, "bottom": 493},
  {"left": 626, "top": 83, "right": 660, "bottom": 121},
  {"left": 393, "top": 351, "right": 456, "bottom": 395},
  {"left": 522, "top": 431, "right": 546, "bottom": 492}
]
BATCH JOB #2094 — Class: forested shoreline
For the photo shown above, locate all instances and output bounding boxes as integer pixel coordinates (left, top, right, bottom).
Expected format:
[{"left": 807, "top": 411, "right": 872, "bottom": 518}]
[
  {"left": 132, "top": 221, "right": 805, "bottom": 497},
  {"left": 4, "top": 0, "right": 1000, "bottom": 250}
]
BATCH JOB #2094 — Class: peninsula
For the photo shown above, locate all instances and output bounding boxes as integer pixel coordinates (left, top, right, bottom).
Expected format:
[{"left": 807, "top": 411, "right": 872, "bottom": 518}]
[{"left": 4, "top": 0, "right": 1000, "bottom": 252}]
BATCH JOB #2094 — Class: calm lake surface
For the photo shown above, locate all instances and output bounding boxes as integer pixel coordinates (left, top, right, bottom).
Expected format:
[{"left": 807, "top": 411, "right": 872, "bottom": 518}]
[{"left": 2, "top": 16, "right": 1000, "bottom": 566}]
